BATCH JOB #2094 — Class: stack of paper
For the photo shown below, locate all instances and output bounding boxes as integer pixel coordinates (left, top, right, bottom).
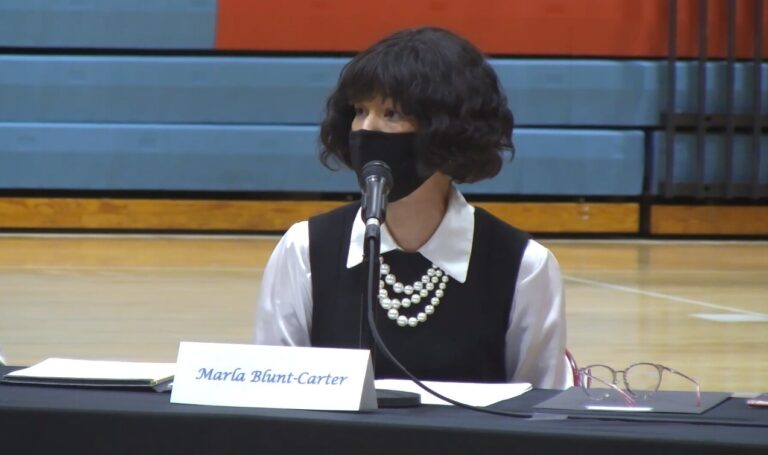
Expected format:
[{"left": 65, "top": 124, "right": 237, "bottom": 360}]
[{"left": 2, "top": 358, "right": 175, "bottom": 391}]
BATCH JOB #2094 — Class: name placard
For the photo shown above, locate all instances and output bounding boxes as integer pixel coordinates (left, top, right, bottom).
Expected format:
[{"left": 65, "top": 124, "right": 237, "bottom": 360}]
[{"left": 170, "top": 342, "right": 377, "bottom": 411}]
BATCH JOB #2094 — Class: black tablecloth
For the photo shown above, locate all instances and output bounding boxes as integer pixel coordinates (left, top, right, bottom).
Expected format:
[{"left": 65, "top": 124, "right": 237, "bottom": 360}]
[{"left": 1, "top": 366, "right": 766, "bottom": 455}]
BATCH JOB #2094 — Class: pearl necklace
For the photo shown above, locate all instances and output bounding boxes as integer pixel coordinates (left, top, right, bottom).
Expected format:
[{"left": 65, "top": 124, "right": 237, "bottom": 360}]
[{"left": 378, "top": 258, "right": 450, "bottom": 327}]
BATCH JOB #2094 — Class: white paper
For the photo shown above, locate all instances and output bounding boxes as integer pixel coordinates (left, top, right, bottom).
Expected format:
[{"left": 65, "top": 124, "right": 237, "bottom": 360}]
[
  {"left": 585, "top": 405, "right": 654, "bottom": 412},
  {"left": 375, "top": 379, "right": 532, "bottom": 406},
  {"left": 5, "top": 358, "right": 175, "bottom": 382}
]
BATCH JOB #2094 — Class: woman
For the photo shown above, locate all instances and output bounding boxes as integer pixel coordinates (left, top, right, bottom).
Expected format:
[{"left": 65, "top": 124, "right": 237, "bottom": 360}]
[{"left": 255, "top": 27, "right": 567, "bottom": 389}]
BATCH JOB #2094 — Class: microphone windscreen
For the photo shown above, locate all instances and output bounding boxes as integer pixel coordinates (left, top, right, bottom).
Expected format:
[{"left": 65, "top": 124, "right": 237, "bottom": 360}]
[{"left": 360, "top": 160, "right": 393, "bottom": 187}]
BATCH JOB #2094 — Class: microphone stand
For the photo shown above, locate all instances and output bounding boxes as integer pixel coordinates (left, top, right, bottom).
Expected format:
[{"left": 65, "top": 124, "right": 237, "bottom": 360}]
[
  {"left": 353, "top": 164, "right": 554, "bottom": 416},
  {"left": 358, "top": 222, "right": 380, "bottom": 353},
  {"left": 362, "top": 220, "right": 421, "bottom": 408}
]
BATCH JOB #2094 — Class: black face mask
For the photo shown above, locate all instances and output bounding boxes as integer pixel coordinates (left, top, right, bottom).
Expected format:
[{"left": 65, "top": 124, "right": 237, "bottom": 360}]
[{"left": 348, "top": 130, "right": 428, "bottom": 202}]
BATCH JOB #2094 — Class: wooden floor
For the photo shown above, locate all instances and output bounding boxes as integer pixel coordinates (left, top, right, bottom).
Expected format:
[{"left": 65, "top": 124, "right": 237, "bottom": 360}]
[{"left": 0, "top": 234, "right": 766, "bottom": 393}]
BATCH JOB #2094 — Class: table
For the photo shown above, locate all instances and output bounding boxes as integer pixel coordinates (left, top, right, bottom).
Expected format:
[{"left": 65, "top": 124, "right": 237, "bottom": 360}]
[{"left": 0, "top": 366, "right": 766, "bottom": 454}]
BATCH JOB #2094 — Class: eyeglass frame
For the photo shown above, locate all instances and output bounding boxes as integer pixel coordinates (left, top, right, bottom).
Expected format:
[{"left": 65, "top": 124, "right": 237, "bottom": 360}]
[{"left": 578, "top": 362, "right": 702, "bottom": 407}]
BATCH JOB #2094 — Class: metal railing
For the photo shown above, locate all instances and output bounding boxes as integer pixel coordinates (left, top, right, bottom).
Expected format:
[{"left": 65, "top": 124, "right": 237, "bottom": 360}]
[{"left": 661, "top": 0, "right": 766, "bottom": 200}]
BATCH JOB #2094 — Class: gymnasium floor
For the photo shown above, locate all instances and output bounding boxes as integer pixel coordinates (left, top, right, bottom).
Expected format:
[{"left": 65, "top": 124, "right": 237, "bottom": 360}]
[{"left": 0, "top": 234, "right": 766, "bottom": 393}]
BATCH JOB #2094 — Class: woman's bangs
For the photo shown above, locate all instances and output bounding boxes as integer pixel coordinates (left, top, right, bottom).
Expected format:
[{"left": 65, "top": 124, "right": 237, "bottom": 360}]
[{"left": 340, "top": 55, "right": 409, "bottom": 109}]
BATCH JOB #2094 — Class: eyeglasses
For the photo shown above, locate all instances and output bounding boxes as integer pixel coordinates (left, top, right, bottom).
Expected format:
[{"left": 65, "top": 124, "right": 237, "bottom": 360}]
[{"left": 578, "top": 363, "right": 701, "bottom": 407}]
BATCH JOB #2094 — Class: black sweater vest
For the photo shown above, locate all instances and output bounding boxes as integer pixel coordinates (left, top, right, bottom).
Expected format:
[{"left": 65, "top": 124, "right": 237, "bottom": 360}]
[{"left": 308, "top": 203, "right": 530, "bottom": 382}]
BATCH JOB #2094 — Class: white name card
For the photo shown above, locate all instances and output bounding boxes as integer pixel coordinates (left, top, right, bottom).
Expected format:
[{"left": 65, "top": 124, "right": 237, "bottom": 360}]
[{"left": 170, "top": 342, "right": 377, "bottom": 411}]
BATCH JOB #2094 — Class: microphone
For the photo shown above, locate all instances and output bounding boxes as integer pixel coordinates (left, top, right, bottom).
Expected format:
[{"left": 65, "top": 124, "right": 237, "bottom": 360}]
[
  {"left": 359, "top": 161, "right": 393, "bottom": 233},
  {"left": 358, "top": 161, "right": 419, "bottom": 407},
  {"left": 357, "top": 161, "right": 391, "bottom": 355}
]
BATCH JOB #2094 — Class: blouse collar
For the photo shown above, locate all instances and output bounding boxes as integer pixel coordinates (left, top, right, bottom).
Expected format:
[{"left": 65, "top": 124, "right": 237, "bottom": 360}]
[{"left": 345, "top": 185, "right": 474, "bottom": 283}]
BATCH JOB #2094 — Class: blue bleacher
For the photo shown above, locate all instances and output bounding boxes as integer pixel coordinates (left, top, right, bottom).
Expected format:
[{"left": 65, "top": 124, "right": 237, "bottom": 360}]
[
  {"left": 650, "top": 133, "right": 768, "bottom": 194},
  {"left": 0, "top": 0, "right": 766, "bottom": 200},
  {"left": 0, "top": 0, "right": 216, "bottom": 49},
  {"left": 0, "top": 123, "right": 645, "bottom": 196},
  {"left": 0, "top": 56, "right": 765, "bottom": 126}
]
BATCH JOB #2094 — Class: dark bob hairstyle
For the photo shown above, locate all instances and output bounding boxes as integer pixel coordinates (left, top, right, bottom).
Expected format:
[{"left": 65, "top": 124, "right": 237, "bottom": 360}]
[{"left": 319, "top": 27, "right": 514, "bottom": 183}]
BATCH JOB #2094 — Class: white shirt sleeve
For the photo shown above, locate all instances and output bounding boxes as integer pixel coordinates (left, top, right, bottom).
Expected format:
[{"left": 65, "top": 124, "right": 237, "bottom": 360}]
[
  {"left": 253, "top": 222, "right": 313, "bottom": 347},
  {"left": 504, "top": 240, "right": 569, "bottom": 389}
]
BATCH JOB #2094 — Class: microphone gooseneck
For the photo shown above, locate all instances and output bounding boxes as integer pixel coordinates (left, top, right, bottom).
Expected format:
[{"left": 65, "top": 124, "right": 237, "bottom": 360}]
[
  {"left": 357, "top": 162, "right": 536, "bottom": 416},
  {"left": 364, "top": 236, "right": 535, "bottom": 416}
]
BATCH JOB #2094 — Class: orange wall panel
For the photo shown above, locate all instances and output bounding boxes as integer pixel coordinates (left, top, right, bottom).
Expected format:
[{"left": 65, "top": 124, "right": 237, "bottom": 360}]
[{"left": 216, "top": 0, "right": 767, "bottom": 58}]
